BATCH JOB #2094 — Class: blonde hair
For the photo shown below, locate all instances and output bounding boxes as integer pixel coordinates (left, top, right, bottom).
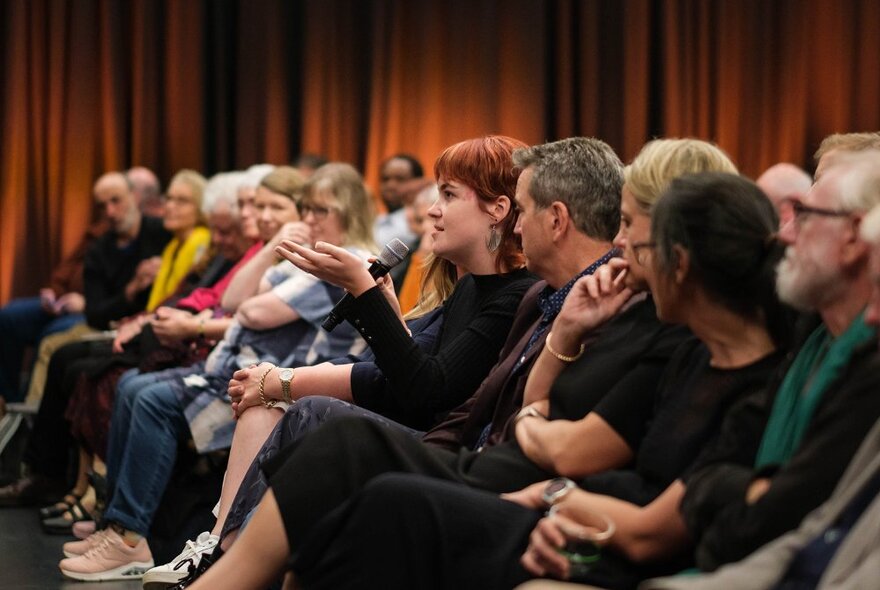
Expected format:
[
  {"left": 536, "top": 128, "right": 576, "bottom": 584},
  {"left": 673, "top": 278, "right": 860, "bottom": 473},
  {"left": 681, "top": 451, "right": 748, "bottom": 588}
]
[
  {"left": 624, "top": 139, "right": 738, "bottom": 212},
  {"left": 305, "top": 163, "right": 377, "bottom": 252},
  {"left": 260, "top": 166, "right": 306, "bottom": 202},
  {"left": 168, "top": 169, "right": 208, "bottom": 225},
  {"left": 815, "top": 132, "right": 880, "bottom": 163},
  {"left": 404, "top": 254, "right": 458, "bottom": 320}
]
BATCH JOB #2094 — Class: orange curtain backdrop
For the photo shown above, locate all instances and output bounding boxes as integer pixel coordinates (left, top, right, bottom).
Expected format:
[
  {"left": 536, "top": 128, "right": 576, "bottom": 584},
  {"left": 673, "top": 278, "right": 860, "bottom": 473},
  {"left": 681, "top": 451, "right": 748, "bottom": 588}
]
[{"left": 2, "top": 0, "right": 880, "bottom": 303}]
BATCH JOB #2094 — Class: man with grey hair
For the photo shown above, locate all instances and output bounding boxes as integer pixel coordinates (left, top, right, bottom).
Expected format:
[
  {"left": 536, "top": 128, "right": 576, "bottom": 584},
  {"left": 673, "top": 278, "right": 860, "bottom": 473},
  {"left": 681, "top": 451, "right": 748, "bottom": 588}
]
[
  {"left": 423, "top": 136, "right": 625, "bottom": 450},
  {"left": 756, "top": 162, "right": 812, "bottom": 226}
]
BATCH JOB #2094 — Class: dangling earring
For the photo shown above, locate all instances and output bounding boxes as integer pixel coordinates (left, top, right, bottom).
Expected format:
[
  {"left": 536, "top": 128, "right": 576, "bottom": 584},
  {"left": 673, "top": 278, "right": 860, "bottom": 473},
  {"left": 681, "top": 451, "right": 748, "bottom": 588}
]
[{"left": 487, "top": 224, "right": 501, "bottom": 252}]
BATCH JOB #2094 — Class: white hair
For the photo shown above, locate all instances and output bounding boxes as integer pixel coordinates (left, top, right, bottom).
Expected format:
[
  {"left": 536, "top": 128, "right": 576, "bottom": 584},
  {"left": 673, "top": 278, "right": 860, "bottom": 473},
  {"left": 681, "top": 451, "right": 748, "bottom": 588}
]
[
  {"left": 202, "top": 172, "right": 245, "bottom": 217},
  {"left": 862, "top": 206, "right": 880, "bottom": 245},
  {"left": 239, "top": 164, "right": 276, "bottom": 189},
  {"left": 834, "top": 151, "right": 880, "bottom": 212}
]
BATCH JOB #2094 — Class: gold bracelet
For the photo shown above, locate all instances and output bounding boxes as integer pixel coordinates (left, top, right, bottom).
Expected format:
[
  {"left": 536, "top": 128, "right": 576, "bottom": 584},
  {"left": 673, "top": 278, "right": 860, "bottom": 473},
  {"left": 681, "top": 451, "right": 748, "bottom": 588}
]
[
  {"left": 197, "top": 319, "right": 206, "bottom": 338},
  {"left": 259, "top": 365, "right": 277, "bottom": 409},
  {"left": 545, "top": 331, "right": 585, "bottom": 363}
]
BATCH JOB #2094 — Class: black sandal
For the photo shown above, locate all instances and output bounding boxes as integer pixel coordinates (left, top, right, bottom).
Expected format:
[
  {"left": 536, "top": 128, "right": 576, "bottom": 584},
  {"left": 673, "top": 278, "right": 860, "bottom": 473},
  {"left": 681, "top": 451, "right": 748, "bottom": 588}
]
[
  {"left": 38, "top": 492, "right": 83, "bottom": 520},
  {"left": 41, "top": 498, "right": 93, "bottom": 535}
]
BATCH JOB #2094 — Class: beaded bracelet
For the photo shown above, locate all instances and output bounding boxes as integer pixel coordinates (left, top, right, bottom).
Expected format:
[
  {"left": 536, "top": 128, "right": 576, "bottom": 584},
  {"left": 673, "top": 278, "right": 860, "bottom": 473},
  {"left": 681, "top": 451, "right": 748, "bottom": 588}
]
[
  {"left": 545, "top": 331, "right": 585, "bottom": 363},
  {"left": 259, "top": 364, "right": 278, "bottom": 409}
]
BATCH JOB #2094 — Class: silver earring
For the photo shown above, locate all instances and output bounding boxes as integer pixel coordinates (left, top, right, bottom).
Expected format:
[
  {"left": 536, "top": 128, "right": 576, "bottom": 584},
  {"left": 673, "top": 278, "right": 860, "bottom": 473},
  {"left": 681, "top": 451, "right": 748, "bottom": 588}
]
[{"left": 487, "top": 224, "right": 501, "bottom": 252}]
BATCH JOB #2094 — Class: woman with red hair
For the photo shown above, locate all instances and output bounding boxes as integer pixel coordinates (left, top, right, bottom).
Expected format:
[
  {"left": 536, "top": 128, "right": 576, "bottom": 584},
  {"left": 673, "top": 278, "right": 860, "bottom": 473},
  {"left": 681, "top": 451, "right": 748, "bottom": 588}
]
[{"left": 143, "top": 137, "right": 537, "bottom": 587}]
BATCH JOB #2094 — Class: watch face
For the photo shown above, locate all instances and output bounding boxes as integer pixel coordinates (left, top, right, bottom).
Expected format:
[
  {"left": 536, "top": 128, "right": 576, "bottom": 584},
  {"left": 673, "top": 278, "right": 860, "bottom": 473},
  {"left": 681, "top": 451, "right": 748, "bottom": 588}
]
[
  {"left": 543, "top": 477, "right": 575, "bottom": 505},
  {"left": 545, "top": 479, "right": 570, "bottom": 496},
  {"left": 279, "top": 369, "right": 294, "bottom": 381}
]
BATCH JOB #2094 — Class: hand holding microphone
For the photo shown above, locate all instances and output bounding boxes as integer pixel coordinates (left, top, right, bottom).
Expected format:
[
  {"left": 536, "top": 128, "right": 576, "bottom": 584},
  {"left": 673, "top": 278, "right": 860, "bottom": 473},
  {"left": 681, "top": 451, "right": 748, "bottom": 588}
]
[{"left": 276, "top": 238, "right": 409, "bottom": 331}]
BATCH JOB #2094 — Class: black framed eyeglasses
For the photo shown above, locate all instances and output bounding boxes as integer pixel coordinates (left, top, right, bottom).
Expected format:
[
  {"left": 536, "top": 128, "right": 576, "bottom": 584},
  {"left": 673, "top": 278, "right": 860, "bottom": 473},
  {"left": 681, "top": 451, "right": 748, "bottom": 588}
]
[
  {"left": 782, "top": 198, "right": 852, "bottom": 228},
  {"left": 630, "top": 241, "right": 656, "bottom": 266},
  {"left": 297, "top": 203, "right": 333, "bottom": 220}
]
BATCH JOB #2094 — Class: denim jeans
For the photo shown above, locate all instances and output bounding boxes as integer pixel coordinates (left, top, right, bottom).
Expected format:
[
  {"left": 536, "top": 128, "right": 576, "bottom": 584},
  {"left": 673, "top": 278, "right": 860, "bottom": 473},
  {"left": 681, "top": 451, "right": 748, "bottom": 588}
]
[
  {"left": 0, "top": 296, "right": 84, "bottom": 401},
  {"left": 104, "top": 369, "right": 189, "bottom": 536}
]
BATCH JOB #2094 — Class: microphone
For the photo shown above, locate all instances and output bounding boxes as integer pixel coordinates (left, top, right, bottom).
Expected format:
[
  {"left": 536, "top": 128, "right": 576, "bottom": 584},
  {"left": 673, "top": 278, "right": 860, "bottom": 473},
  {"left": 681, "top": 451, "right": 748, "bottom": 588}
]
[{"left": 322, "top": 238, "right": 410, "bottom": 332}]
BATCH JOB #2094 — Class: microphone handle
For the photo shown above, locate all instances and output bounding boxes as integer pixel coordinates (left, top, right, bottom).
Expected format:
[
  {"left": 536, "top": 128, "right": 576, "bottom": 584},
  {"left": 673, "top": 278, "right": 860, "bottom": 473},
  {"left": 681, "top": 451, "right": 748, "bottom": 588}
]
[{"left": 322, "top": 261, "right": 391, "bottom": 332}]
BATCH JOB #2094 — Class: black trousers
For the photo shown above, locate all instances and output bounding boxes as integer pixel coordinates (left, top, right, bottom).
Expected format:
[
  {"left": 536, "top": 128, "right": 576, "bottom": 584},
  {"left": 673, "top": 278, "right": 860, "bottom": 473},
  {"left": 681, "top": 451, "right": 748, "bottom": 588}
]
[
  {"left": 24, "top": 338, "right": 113, "bottom": 481},
  {"left": 263, "top": 416, "right": 553, "bottom": 556},
  {"left": 294, "top": 473, "right": 539, "bottom": 590}
]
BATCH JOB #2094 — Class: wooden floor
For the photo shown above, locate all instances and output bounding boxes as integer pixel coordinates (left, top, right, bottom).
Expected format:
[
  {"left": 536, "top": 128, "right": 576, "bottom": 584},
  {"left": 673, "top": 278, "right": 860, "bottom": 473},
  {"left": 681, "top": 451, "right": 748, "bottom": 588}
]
[{"left": 0, "top": 508, "right": 141, "bottom": 590}]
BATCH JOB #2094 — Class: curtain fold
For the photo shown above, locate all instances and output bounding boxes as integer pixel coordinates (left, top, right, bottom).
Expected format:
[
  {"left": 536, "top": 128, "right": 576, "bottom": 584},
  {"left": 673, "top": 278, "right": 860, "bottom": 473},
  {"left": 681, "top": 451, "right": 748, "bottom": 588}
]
[{"left": 1, "top": 0, "right": 878, "bottom": 302}]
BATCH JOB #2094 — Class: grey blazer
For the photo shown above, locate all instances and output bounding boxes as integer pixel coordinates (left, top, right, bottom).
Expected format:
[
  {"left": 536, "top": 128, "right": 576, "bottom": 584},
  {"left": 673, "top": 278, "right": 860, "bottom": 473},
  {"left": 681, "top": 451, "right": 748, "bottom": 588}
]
[{"left": 641, "top": 416, "right": 880, "bottom": 590}]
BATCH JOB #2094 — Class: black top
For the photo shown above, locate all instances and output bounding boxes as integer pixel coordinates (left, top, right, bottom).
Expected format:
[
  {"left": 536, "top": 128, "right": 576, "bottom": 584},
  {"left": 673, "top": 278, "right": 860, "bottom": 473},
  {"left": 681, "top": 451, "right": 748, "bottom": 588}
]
[
  {"left": 681, "top": 344, "right": 880, "bottom": 572},
  {"left": 345, "top": 268, "right": 538, "bottom": 430},
  {"left": 570, "top": 339, "right": 785, "bottom": 590},
  {"left": 83, "top": 216, "right": 171, "bottom": 329},
  {"left": 546, "top": 295, "right": 691, "bottom": 424},
  {"left": 585, "top": 338, "right": 785, "bottom": 505},
  {"left": 445, "top": 297, "right": 692, "bottom": 494}
]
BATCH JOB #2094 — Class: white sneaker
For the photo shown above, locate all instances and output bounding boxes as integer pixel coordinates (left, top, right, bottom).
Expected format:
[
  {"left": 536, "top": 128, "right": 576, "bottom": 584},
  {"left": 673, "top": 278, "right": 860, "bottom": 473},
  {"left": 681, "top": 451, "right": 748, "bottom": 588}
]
[
  {"left": 141, "top": 531, "right": 219, "bottom": 589},
  {"left": 59, "top": 528, "right": 154, "bottom": 581}
]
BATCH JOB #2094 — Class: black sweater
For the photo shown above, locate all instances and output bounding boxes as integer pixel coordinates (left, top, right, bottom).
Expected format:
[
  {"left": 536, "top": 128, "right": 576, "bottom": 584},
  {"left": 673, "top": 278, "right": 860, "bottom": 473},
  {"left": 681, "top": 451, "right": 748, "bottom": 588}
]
[
  {"left": 344, "top": 268, "right": 537, "bottom": 430},
  {"left": 83, "top": 216, "right": 171, "bottom": 329}
]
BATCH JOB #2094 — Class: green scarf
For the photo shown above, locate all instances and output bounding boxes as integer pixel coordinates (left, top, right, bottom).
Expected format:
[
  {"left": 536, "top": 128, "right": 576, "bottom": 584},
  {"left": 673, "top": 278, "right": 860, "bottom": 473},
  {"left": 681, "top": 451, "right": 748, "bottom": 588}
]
[{"left": 755, "top": 312, "right": 876, "bottom": 469}]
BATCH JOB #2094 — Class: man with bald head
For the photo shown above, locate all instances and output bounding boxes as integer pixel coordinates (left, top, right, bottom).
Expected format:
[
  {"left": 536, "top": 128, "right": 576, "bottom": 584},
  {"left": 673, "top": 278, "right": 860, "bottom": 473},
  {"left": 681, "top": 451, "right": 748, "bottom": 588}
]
[
  {"left": 86, "top": 172, "right": 170, "bottom": 329},
  {"left": 126, "top": 166, "right": 164, "bottom": 217},
  {"left": 756, "top": 163, "right": 812, "bottom": 227},
  {"left": 0, "top": 172, "right": 170, "bottom": 506}
]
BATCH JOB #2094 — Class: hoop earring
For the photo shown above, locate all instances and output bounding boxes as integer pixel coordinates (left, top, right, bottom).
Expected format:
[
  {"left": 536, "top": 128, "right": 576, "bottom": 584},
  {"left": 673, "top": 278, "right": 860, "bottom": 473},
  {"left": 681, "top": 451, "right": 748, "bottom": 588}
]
[{"left": 487, "top": 224, "right": 501, "bottom": 252}]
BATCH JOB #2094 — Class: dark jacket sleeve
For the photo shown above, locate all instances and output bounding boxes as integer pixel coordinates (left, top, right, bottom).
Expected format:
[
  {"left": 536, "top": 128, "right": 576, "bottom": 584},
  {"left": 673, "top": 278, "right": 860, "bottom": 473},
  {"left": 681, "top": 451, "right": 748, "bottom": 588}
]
[
  {"left": 682, "top": 349, "right": 880, "bottom": 571},
  {"left": 83, "top": 218, "right": 170, "bottom": 329},
  {"left": 350, "top": 308, "right": 444, "bottom": 414},
  {"left": 83, "top": 241, "right": 142, "bottom": 329},
  {"left": 346, "top": 279, "right": 530, "bottom": 427}
]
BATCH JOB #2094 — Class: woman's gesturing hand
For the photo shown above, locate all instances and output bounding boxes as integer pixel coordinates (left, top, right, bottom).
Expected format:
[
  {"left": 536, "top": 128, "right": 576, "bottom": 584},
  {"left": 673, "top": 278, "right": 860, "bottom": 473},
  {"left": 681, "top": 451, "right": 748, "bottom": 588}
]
[{"left": 276, "top": 240, "right": 375, "bottom": 297}]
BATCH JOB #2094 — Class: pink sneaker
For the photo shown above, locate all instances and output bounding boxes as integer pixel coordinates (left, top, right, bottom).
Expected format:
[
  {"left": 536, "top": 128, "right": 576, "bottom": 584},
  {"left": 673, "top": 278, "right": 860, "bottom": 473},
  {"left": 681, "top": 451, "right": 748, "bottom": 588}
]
[
  {"left": 63, "top": 528, "right": 108, "bottom": 558},
  {"left": 72, "top": 519, "right": 96, "bottom": 540},
  {"left": 59, "top": 528, "right": 154, "bottom": 581}
]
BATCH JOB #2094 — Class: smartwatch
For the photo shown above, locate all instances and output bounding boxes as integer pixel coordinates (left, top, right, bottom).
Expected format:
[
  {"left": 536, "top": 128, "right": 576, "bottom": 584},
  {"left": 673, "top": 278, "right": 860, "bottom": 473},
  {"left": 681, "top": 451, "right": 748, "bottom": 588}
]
[
  {"left": 542, "top": 477, "right": 576, "bottom": 508},
  {"left": 278, "top": 368, "right": 295, "bottom": 404}
]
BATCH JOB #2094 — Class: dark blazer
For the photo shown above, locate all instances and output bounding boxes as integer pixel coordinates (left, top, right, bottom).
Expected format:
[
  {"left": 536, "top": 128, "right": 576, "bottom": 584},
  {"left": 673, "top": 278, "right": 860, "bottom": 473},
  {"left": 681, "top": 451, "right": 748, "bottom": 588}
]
[{"left": 422, "top": 280, "right": 547, "bottom": 451}]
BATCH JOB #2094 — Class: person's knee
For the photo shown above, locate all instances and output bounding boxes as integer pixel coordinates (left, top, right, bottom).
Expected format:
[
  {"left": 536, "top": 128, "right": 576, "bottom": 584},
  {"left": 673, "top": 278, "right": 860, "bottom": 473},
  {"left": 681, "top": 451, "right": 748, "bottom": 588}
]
[
  {"left": 114, "top": 372, "right": 144, "bottom": 408},
  {"left": 134, "top": 382, "right": 180, "bottom": 420},
  {"left": 237, "top": 404, "right": 283, "bottom": 434}
]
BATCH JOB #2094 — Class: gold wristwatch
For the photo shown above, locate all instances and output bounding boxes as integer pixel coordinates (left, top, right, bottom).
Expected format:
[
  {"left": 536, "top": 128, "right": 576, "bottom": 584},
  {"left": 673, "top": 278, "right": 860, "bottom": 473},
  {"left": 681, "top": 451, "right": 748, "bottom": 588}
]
[{"left": 278, "top": 368, "right": 295, "bottom": 404}]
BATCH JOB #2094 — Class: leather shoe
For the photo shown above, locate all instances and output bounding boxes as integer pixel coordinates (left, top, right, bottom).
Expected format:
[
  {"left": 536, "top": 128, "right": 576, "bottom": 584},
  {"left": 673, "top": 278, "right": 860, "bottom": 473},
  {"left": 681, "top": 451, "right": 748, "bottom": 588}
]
[{"left": 0, "top": 474, "right": 62, "bottom": 507}]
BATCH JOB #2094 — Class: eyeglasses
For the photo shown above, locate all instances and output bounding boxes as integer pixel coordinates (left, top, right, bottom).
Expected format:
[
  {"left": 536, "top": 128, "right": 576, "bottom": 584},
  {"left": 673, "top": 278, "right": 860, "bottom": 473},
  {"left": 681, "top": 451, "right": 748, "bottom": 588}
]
[
  {"left": 297, "top": 203, "right": 334, "bottom": 220},
  {"left": 162, "top": 194, "right": 194, "bottom": 207},
  {"left": 630, "top": 240, "right": 656, "bottom": 266},
  {"left": 782, "top": 198, "right": 853, "bottom": 228}
]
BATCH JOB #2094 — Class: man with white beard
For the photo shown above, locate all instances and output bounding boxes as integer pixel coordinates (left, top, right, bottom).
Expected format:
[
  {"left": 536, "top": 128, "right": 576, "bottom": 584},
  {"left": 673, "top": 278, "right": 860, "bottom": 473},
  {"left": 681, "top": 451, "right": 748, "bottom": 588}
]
[{"left": 646, "top": 148, "right": 880, "bottom": 575}]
